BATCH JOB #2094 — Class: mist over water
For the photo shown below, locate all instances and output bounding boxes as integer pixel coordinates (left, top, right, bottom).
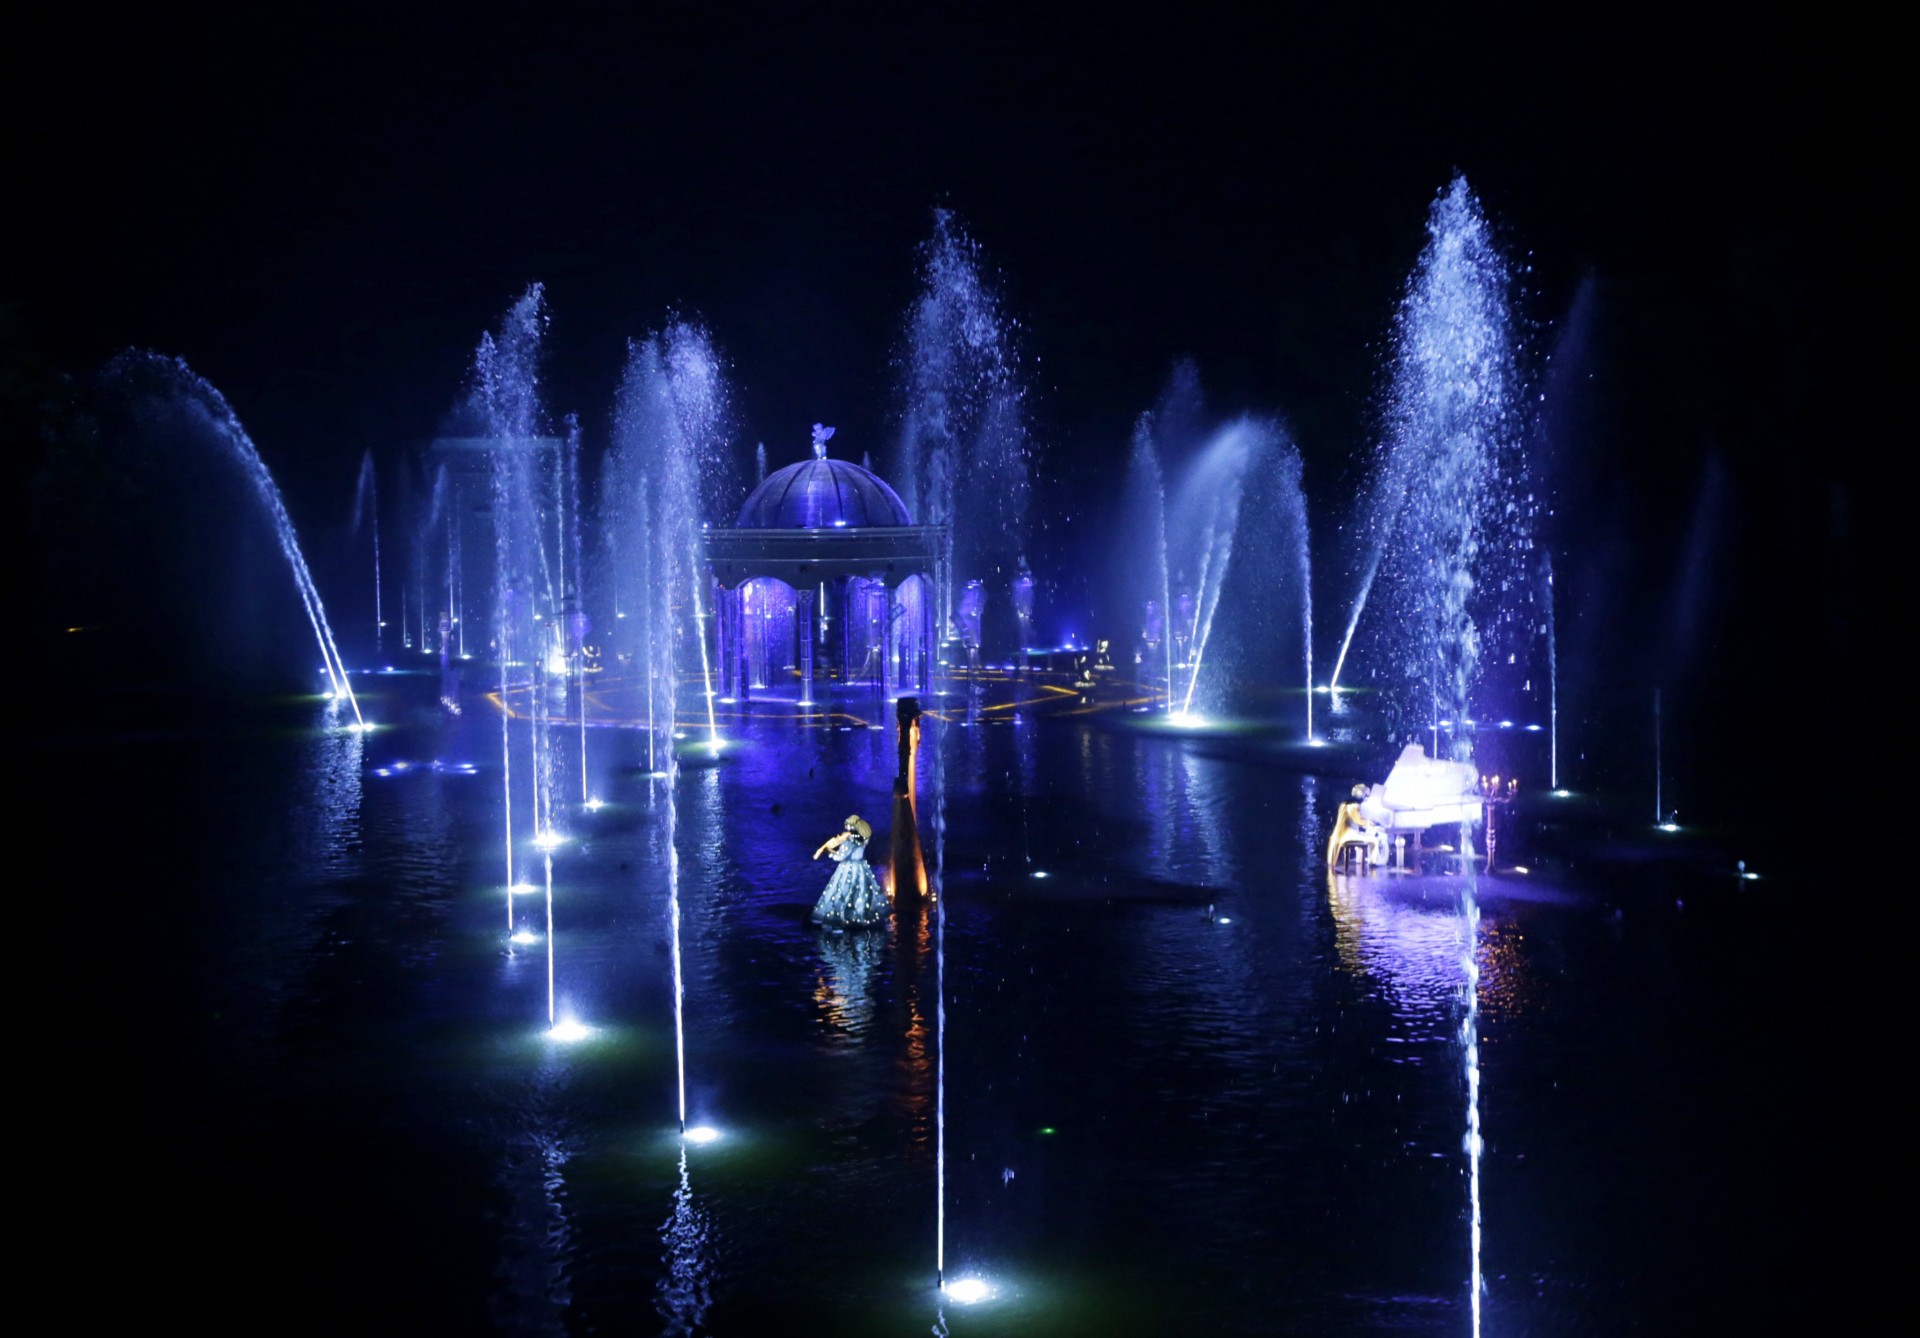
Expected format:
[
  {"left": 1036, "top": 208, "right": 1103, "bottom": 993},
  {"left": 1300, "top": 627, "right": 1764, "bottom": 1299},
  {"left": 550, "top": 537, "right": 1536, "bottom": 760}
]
[
  {"left": 1115, "top": 364, "right": 1314, "bottom": 729},
  {"left": 895, "top": 210, "right": 1031, "bottom": 642},
  {"left": 1364, "top": 177, "right": 1531, "bottom": 743}
]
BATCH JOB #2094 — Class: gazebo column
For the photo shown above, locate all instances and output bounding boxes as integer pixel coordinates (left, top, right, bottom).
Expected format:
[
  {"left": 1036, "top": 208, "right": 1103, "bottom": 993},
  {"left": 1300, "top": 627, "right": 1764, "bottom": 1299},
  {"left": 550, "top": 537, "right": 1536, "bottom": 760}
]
[
  {"left": 713, "top": 578, "right": 731, "bottom": 702},
  {"left": 917, "top": 581, "right": 931, "bottom": 691},
  {"left": 729, "top": 591, "right": 744, "bottom": 706},
  {"left": 798, "top": 587, "right": 815, "bottom": 706},
  {"left": 838, "top": 578, "right": 852, "bottom": 684},
  {"left": 878, "top": 583, "right": 892, "bottom": 699}
]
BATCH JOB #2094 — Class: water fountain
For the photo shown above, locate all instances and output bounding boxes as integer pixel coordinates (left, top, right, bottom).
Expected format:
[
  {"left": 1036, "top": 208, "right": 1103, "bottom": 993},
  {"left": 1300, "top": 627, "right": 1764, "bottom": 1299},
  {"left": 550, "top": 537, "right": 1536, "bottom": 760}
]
[
  {"left": 603, "top": 319, "right": 735, "bottom": 1125},
  {"left": 1544, "top": 551, "right": 1559, "bottom": 790},
  {"left": 895, "top": 209, "right": 1031, "bottom": 657},
  {"left": 107, "top": 352, "right": 364, "bottom": 727},
  {"left": 1117, "top": 367, "right": 1315, "bottom": 737},
  {"left": 351, "top": 448, "right": 383, "bottom": 655},
  {"left": 461, "top": 285, "right": 579, "bottom": 1016},
  {"left": 1372, "top": 175, "right": 1528, "bottom": 1334}
]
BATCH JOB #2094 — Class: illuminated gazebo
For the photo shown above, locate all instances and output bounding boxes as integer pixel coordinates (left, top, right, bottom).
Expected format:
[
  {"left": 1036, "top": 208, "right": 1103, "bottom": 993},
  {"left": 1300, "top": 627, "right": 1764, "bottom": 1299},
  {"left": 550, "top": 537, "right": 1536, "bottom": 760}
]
[{"left": 703, "top": 430, "right": 942, "bottom": 704}]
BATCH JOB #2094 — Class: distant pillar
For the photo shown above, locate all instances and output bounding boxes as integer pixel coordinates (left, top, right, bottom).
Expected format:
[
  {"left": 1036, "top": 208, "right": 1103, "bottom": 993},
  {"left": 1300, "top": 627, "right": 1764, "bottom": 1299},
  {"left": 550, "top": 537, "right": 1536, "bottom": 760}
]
[
  {"left": 799, "top": 588, "right": 815, "bottom": 706},
  {"left": 714, "top": 579, "right": 730, "bottom": 701},
  {"left": 922, "top": 586, "right": 937, "bottom": 690},
  {"left": 883, "top": 585, "right": 897, "bottom": 701}
]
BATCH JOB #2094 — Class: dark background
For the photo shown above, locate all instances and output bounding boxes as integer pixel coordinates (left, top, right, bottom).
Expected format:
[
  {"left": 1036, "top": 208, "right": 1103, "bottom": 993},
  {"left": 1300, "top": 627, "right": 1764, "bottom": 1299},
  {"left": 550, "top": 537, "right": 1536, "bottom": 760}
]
[{"left": 5, "top": 3, "right": 1873, "bottom": 832}]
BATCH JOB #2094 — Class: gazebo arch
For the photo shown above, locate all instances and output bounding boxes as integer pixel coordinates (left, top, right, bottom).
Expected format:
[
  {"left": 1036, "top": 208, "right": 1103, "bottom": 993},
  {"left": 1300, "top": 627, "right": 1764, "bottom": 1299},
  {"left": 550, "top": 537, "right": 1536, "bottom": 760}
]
[{"left": 704, "top": 436, "right": 942, "bottom": 704}]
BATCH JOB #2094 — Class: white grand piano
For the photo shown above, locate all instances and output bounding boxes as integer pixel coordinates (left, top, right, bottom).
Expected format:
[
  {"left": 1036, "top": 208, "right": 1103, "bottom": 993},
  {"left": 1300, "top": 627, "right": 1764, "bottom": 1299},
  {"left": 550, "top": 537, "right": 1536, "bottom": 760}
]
[{"left": 1356, "top": 743, "right": 1483, "bottom": 867}]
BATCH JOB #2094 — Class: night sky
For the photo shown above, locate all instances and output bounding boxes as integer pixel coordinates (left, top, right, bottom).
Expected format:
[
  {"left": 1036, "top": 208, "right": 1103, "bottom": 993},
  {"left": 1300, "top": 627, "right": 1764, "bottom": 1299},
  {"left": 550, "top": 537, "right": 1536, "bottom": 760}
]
[{"left": 7, "top": 5, "right": 1865, "bottom": 807}]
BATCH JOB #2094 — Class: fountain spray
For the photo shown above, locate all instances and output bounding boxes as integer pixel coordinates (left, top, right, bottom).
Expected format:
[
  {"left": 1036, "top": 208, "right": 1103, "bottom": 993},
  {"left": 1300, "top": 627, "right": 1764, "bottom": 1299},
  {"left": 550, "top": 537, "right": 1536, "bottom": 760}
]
[
  {"left": 110, "top": 354, "right": 363, "bottom": 726},
  {"left": 1546, "top": 553, "right": 1559, "bottom": 789},
  {"left": 1378, "top": 177, "right": 1523, "bottom": 1334},
  {"left": 353, "top": 449, "right": 383, "bottom": 654}
]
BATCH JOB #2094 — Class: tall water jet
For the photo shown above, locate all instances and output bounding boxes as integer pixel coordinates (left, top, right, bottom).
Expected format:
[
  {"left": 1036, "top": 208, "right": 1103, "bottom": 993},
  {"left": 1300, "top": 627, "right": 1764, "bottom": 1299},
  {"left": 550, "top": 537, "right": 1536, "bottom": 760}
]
[
  {"left": 561, "top": 415, "right": 589, "bottom": 805},
  {"left": 923, "top": 707, "right": 949, "bottom": 1291},
  {"left": 1544, "top": 551, "right": 1559, "bottom": 789},
  {"left": 1165, "top": 419, "right": 1285, "bottom": 718},
  {"left": 605, "top": 320, "right": 734, "bottom": 1124},
  {"left": 106, "top": 352, "right": 362, "bottom": 725},
  {"left": 1274, "top": 444, "right": 1316, "bottom": 742},
  {"left": 467, "top": 286, "right": 568, "bottom": 955},
  {"left": 1375, "top": 177, "right": 1526, "bottom": 1334},
  {"left": 895, "top": 209, "right": 1031, "bottom": 654},
  {"left": 1120, "top": 416, "right": 1175, "bottom": 710},
  {"left": 1119, "top": 362, "right": 1312, "bottom": 727},
  {"left": 352, "top": 448, "right": 383, "bottom": 655}
]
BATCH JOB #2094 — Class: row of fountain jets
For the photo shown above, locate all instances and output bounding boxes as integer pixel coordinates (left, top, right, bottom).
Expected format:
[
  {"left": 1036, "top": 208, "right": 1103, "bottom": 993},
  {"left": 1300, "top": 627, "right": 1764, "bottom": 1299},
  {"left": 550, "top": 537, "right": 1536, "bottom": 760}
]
[{"left": 115, "top": 177, "right": 1544, "bottom": 1330}]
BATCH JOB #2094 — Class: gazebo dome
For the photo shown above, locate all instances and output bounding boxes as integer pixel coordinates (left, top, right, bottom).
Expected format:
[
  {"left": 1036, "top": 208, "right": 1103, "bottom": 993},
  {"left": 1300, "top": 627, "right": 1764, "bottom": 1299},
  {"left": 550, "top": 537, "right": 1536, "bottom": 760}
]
[{"left": 736, "top": 454, "right": 912, "bottom": 529}]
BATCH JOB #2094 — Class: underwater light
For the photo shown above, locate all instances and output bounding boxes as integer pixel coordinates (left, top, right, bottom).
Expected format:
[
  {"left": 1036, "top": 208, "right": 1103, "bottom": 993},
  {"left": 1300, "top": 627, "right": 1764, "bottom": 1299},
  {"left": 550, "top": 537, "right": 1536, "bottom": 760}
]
[
  {"left": 548, "top": 1019, "right": 593, "bottom": 1043},
  {"left": 1307, "top": 737, "right": 1327, "bottom": 747},
  {"left": 1659, "top": 822, "right": 1681, "bottom": 833},
  {"left": 1216, "top": 916, "right": 1232, "bottom": 925},
  {"left": 1552, "top": 789, "right": 1572, "bottom": 798},
  {"left": 584, "top": 798, "right": 606, "bottom": 812},
  {"left": 1742, "top": 871, "right": 1761, "bottom": 881},
  {"left": 346, "top": 721, "right": 375, "bottom": 734},
  {"left": 510, "top": 881, "right": 537, "bottom": 895},
  {"left": 1512, "top": 866, "right": 1530, "bottom": 875},
  {"left": 1168, "top": 711, "right": 1207, "bottom": 727},
  {"left": 684, "top": 1125, "right": 722, "bottom": 1144},
  {"left": 1031, "top": 870, "right": 1049, "bottom": 879},
  {"left": 510, "top": 930, "right": 540, "bottom": 945},
  {"left": 534, "top": 831, "right": 566, "bottom": 851},
  {"left": 945, "top": 1278, "right": 992, "bottom": 1305}
]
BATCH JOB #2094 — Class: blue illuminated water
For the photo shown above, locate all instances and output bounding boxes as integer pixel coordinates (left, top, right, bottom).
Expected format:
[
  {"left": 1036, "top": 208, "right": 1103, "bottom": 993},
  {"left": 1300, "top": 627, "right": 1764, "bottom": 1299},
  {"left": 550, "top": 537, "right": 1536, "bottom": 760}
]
[{"left": 38, "top": 663, "right": 1826, "bottom": 1335}]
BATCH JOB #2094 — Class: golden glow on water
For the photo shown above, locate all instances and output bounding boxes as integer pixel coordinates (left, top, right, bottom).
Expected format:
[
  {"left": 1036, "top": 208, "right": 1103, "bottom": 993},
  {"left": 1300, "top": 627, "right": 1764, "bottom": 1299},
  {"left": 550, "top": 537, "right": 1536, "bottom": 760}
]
[
  {"left": 1327, "top": 870, "right": 1539, "bottom": 1022},
  {"left": 491, "top": 668, "right": 1169, "bottom": 730},
  {"left": 893, "top": 895, "right": 935, "bottom": 1150}
]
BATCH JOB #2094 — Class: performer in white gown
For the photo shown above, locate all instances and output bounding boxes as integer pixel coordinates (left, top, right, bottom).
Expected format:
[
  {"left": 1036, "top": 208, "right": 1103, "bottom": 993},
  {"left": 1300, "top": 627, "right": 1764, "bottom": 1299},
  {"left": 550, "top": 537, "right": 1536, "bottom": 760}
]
[{"left": 811, "top": 815, "right": 890, "bottom": 926}]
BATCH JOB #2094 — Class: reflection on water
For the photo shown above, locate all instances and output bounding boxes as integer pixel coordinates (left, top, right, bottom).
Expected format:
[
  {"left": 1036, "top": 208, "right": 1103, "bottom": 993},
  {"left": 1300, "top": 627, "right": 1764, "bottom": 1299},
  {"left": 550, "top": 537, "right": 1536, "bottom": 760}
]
[
  {"left": 293, "top": 706, "right": 364, "bottom": 870},
  {"left": 493, "top": 1060, "right": 575, "bottom": 1334},
  {"left": 811, "top": 924, "right": 889, "bottom": 1043},
  {"left": 894, "top": 892, "right": 936, "bottom": 1152},
  {"left": 656, "top": 1147, "right": 711, "bottom": 1336},
  {"left": 1329, "top": 871, "right": 1470, "bottom": 1036},
  {"left": 55, "top": 676, "right": 1797, "bottom": 1334},
  {"left": 1328, "top": 871, "right": 1539, "bottom": 1031}
]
